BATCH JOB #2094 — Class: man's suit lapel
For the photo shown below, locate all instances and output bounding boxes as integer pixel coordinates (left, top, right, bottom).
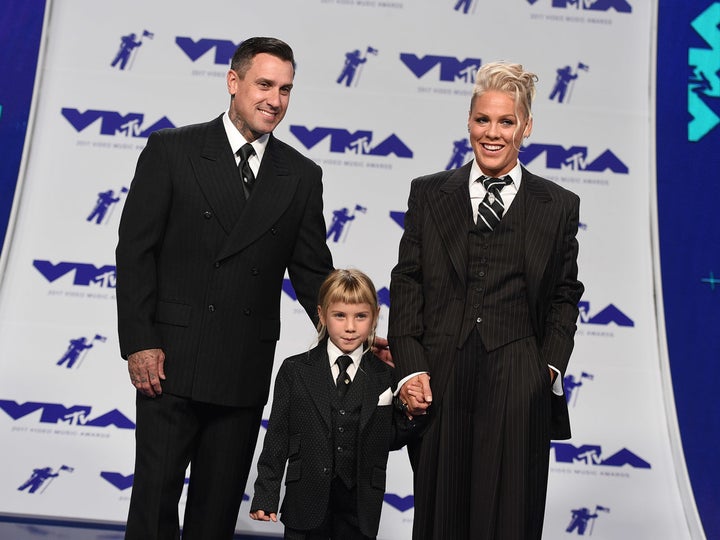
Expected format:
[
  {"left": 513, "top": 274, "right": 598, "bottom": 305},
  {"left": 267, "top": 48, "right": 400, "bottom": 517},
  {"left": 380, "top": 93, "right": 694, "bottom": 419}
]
[
  {"left": 427, "top": 163, "right": 473, "bottom": 288},
  {"left": 189, "top": 115, "right": 246, "bottom": 234},
  {"left": 218, "top": 135, "right": 300, "bottom": 260},
  {"left": 297, "top": 345, "right": 333, "bottom": 431}
]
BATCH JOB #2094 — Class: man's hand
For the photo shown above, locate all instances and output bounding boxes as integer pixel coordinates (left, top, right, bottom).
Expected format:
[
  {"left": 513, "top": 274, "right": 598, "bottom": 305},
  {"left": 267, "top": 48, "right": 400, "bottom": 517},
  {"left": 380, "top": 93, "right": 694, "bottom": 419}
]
[
  {"left": 372, "top": 336, "right": 393, "bottom": 367},
  {"left": 249, "top": 509, "right": 277, "bottom": 522},
  {"left": 128, "top": 348, "right": 165, "bottom": 397},
  {"left": 399, "top": 373, "right": 432, "bottom": 417}
]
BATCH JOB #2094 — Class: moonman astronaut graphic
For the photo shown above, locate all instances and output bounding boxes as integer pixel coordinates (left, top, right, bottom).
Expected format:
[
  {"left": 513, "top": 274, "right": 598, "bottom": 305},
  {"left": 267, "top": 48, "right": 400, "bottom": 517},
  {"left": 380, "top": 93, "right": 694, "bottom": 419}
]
[
  {"left": 549, "top": 62, "right": 589, "bottom": 104},
  {"left": 17, "top": 467, "right": 60, "bottom": 494},
  {"left": 337, "top": 47, "right": 378, "bottom": 87},
  {"left": 326, "top": 204, "right": 367, "bottom": 243},
  {"left": 87, "top": 189, "right": 121, "bottom": 224},
  {"left": 111, "top": 33, "right": 142, "bottom": 70},
  {"left": 566, "top": 506, "right": 607, "bottom": 535},
  {"left": 57, "top": 336, "right": 94, "bottom": 369},
  {"left": 111, "top": 30, "right": 154, "bottom": 70},
  {"left": 446, "top": 137, "right": 473, "bottom": 170},
  {"left": 454, "top": 0, "right": 474, "bottom": 14}
]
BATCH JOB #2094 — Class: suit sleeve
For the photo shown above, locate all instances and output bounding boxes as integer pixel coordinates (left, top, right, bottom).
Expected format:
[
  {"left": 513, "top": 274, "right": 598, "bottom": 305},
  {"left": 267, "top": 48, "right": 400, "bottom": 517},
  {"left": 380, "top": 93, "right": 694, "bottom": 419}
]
[
  {"left": 251, "top": 360, "right": 292, "bottom": 514},
  {"left": 388, "top": 179, "right": 431, "bottom": 381},
  {"left": 286, "top": 166, "right": 334, "bottom": 326},
  {"left": 115, "top": 132, "right": 173, "bottom": 358},
  {"left": 540, "top": 193, "right": 584, "bottom": 375}
]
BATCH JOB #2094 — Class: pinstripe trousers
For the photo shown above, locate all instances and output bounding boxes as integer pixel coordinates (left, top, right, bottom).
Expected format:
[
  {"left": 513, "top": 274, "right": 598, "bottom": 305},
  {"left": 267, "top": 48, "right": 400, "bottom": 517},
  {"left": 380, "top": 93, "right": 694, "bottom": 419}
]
[{"left": 408, "top": 331, "right": 552, "bottom": 540}]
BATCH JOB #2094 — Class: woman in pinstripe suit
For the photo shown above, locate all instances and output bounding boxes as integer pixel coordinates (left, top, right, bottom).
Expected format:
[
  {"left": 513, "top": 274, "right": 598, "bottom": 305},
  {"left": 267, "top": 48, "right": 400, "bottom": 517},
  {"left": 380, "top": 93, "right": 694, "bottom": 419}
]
[{"left": 388, "top": 61, "right": 584, "bottom": 540}]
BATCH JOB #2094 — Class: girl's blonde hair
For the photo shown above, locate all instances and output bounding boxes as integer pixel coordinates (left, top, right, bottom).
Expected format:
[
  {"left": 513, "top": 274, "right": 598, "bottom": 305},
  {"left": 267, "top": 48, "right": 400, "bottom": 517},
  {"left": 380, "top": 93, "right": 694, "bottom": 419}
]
[{"left": 316, "top": 268, "right": 379, "bottom": 348}]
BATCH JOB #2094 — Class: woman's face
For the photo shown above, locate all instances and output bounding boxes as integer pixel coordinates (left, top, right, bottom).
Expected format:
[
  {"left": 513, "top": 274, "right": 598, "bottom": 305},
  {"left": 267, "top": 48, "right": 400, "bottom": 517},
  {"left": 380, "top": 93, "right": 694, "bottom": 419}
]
[{"left": 468, "top": 90, "right": 532, "bottom": 178}]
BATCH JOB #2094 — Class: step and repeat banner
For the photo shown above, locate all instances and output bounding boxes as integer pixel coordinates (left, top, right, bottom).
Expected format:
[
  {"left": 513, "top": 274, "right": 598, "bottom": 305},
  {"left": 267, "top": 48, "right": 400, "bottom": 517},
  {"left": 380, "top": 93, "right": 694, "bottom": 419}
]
[{"left": 0, "top": 0, "right": 704, "bottom": 538}]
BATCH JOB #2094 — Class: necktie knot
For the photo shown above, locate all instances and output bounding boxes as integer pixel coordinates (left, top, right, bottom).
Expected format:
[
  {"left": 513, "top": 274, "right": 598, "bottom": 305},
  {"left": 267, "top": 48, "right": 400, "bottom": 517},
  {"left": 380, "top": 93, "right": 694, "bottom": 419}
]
[
  {"left": 481, "top": 175, "right": 512, "bottom": 193},
  {"left": 238, "top": 142, "right": 255, "bottom": 162},
  {"left": 336, "top": 355, "right": 352, "bottom": 373}
]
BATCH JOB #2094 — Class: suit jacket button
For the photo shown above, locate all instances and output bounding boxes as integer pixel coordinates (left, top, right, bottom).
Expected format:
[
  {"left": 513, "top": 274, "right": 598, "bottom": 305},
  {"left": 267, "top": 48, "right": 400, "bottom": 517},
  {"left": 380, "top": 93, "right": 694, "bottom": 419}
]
[
  {"left": 203, "top": 211, "right": 212, "bottom": 219},
  {"left": 208, "top": 304, "right": 215, "bottom": 312},
  {"left": 337, "top": 426, "right": 344, "bottom": 433},
  {"left": 476, "top": 317, "right": 482, "bottom": 323},
  {"left": 339, "top": 409, "right": 345, "bottom": 415},
  {"left": 337, "top": 446, "right": 343, "bottom": 453},
  {"left": 244, "top": 308, "right": 251, "bottom": 316},
  {"left": 251, "top": 267, "right": 259, "bottom": 275},
  {"left": 323, "top": 467, "right": 330, "bottom": 475},
  {"left": 214, "top": 262, "right": 221, "bottom": 268}
]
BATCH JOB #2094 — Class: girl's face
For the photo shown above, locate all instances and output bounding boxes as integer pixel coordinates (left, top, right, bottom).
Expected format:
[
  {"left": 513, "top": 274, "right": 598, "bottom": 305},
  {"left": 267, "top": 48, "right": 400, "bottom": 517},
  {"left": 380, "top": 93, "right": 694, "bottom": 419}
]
[
  {"left": 468, "top": 90, "right": 532, "bottom": 178},
  {"left": 318, "top": 301, "right": 377, "bottom": 354}
]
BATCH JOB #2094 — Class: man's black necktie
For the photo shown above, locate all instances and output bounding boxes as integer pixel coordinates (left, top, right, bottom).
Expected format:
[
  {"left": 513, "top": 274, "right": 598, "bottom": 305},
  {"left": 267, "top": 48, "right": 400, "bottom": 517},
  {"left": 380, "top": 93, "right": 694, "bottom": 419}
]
[
  {"left": 335, "top": 355, "right": 353, "bottom": 398},
  {"left": 237, "top": 143, "right": 256, "bottom": 195},
  {"left": 476, "top": 175, "right": 512, "bottom": 232}
]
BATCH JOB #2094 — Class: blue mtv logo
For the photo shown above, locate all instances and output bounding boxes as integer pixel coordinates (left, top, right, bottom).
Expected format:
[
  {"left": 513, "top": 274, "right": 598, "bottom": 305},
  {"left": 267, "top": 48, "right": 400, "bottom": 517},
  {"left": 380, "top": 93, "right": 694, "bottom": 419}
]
[
  {"left": 521, "top": 143, "right": 629, "bottom": 173},
  {"left": 175, "top": 37, "right": 240, "bottom": 65},
  {"left": 526, "top": 0, "right": 631, "bottom": 12},
  {"left": 0, "top": 400, "right": 135, "bottom": 429},
  {"left": 290, "top": 126, "right": 413, "bottom": 158},
  {"left": 33, "top": 260, "right": 116, "bottom": 288},
  {"left": 551, "top": 442, "right": 650, "bottom": 468},
  {"left": 400, "top": 54, "right": 480, "bottom": 83},
  {"left": 61, "top": 109, "right": 174, "bottom": 137}
]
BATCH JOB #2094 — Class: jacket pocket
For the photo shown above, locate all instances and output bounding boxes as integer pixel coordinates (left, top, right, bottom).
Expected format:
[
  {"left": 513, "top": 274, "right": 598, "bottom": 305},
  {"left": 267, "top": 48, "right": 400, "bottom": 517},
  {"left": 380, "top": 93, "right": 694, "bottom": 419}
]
[{"left": 285, "top": 433, "right": 302, "bottom": 484}]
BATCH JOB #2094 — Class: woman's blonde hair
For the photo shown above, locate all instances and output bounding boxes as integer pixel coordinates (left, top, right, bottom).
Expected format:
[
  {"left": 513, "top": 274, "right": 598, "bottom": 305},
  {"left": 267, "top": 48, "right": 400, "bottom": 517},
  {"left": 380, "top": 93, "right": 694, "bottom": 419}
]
[
  {"left": 471, "top": 61, "right": 538, "bottom": 144},
  {"left": 316, "top": 268, "right": 379, "bottom": 348}
]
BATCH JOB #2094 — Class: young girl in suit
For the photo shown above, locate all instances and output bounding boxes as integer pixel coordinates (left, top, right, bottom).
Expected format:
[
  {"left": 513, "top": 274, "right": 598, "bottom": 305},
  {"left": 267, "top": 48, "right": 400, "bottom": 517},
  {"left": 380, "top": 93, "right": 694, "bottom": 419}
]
[{"left": 250, "top": 268, "right": 418, "bottom": 540}]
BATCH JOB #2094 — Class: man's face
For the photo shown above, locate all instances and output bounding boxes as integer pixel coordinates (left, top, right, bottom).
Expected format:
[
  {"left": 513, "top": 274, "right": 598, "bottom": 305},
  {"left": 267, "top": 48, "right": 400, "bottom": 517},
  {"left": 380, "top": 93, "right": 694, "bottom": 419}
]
[
  {"left": 468, "top": 90, "right": 532, "bottom": 178},
  {"left": 227, "top": 53, "right": 294, "bottom": 141}
]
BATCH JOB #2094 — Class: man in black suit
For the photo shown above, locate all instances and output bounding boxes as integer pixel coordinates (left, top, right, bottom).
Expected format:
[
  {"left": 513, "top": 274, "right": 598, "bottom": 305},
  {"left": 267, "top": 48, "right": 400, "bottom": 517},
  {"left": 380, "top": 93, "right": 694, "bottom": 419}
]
[
  {"left": 388, "top": 61, "right": 584, "bottom": 539},
  {"left": 115, "top": 37, "right": 333, "bottom": 539}
]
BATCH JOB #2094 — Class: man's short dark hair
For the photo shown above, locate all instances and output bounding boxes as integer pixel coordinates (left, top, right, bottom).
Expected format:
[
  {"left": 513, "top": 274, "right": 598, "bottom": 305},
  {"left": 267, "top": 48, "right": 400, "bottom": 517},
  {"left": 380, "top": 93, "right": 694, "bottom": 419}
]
[{"left": 230, "top": 37, "right": 296, "bottom": 77}]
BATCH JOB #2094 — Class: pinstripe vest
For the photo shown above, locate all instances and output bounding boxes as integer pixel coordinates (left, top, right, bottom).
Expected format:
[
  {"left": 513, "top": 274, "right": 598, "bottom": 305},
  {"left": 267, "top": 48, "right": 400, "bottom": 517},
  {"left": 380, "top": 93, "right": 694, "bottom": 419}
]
[{"left": 462, "top": 186, "right": 534, "bottom": 352}]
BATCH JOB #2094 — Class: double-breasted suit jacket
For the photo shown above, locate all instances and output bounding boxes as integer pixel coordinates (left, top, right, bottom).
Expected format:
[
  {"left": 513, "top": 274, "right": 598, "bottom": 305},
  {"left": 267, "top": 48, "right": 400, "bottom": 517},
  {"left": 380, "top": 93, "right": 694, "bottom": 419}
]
[
  {"left": 251, "top": 344, "right": 398, "bottom": 537},
  {"left": 116, "top": 114, "right": 333, "bottom": 408},
  {"left": 388, "top": 162, "right": 584, "bottom": 438}
]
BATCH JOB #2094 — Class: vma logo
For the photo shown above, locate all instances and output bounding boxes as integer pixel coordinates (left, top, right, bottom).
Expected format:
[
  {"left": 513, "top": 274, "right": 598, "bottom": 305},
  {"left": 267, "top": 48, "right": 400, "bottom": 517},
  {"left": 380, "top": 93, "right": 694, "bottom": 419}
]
[
  {"left": 521, "top": 143, "right": 628, "bottom": 173},
  {"left": 578, "top": 300, "right": 634, "bottom": 327},
  {"left": 551, "top": 442, "right": 651, "bottom": 468},
  {"left": 61, "top": 109, "right": 174, "bottom": 138},
  {"left": 527, "top": 0, "right": 632, "bottom": 12},
  {"left": 384, "top": 493, "right": 414, "bottom": 512},
  {"left": 290, "top": 126, "right": 413, "bottom": 158},
  {"left": 176, "top": 37, "right": 240, "bottom": 65},
  {"left": 34, "top": 260, "right": 116, "bottom": 288},
  {"left": 0, "top": 400, "right": 135, "bottom": 429},
  {"left": 688, "top": 3, "right": 720, "bottom": 142},
  {"left": 400, "top": 54, "right": 480, "bottom": 83},
  {"left": 101, "top": 471, "right": 134, "bottom": 491}
]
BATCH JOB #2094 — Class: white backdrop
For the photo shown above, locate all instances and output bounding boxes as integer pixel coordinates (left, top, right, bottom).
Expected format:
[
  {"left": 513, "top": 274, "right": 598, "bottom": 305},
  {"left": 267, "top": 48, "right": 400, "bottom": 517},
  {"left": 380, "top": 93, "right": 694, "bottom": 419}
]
[{"left": 0, "top": 0, "right": 702, "bottom": 538}]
